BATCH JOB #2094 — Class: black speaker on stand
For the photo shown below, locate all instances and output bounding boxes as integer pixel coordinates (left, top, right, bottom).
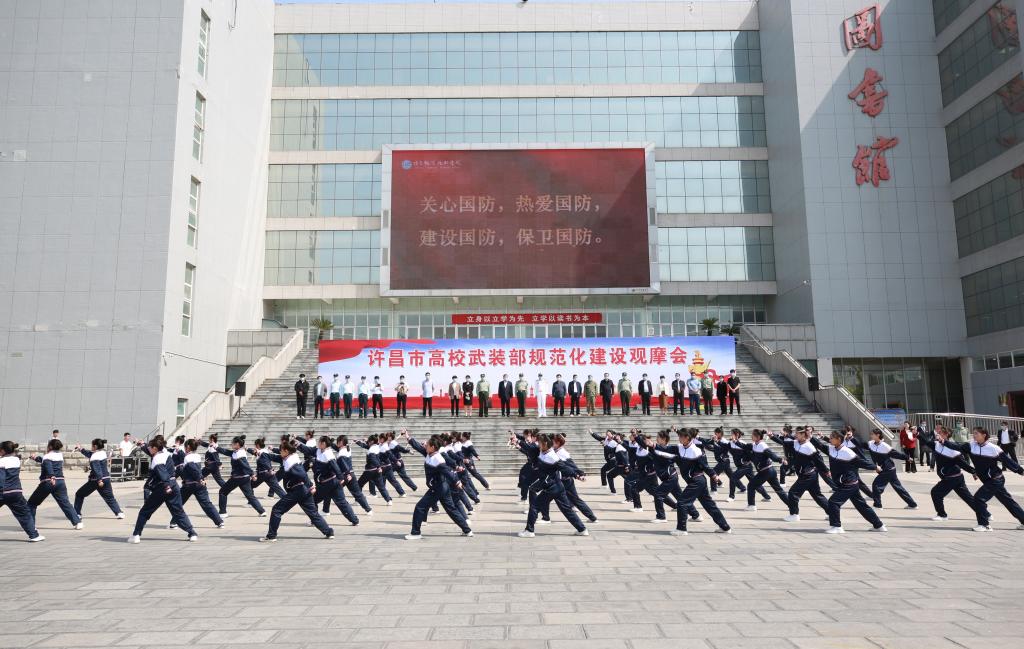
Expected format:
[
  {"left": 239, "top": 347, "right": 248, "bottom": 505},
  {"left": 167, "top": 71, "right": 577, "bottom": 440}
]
[
  {"left": 807, "top": 376, "right": 819, "bottom": 412},
  {"left": 233, "top": 381, "right": 249, "bottom": 418}
]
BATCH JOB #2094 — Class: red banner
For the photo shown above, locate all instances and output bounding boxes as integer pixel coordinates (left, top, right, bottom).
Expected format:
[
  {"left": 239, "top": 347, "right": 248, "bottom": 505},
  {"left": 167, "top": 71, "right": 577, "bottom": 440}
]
[
  {"left": 388, "top": 148, "right": 651, "bottom": 291},
  {"left": 452, "top": 313, "right": 603, "bottom": 325}
]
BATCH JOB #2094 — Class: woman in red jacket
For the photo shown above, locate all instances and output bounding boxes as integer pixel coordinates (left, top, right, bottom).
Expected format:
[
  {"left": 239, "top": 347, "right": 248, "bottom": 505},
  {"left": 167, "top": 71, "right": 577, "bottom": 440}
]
[{"left": 898, "top": 422, "right": 918, "bottom": 473}]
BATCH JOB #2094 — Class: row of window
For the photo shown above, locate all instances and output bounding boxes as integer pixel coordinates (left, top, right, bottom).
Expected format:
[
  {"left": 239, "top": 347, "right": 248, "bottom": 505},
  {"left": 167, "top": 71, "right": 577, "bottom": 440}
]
[
  {"left": 182, "top": 10, "right": 210, "bottom": 339},
  {"left": 971, "top": 348, "right": 1024, "bottom": 372},
  {"left": 263, "top": 228, "right": 775, "bottom": 287},
  {"left": 270, "top": 97, "right": 768, "bottom": 151},
  {"left": 934, "top": 0, "right": 980, "bottom": 34},
  {"left": 962, "top": 254, "right": 1024, "bottom": 336},
  {"left": 954, "top": 167, "right": 1024, "bottom": 257},
  {"left": 273, "top": 31, "right": 762, "bottom": 87},
  {"left": 938, "top": 2, "right": 1019, "bottom": 106},
  {"left": 266, "top": 160, "right": 771, "bottom": 219},
  {"left": 945, "top": 74, "right": 1024, "bottom": 180},
  {"left": 266, "top": 295, "right": 767, "bottom": 346}
]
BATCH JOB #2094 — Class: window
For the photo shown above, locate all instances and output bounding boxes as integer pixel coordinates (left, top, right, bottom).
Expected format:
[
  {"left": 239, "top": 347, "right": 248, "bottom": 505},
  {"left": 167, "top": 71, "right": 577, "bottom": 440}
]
[
  {"left": 945, "top": 74, "right": 1024, "bottom": 180},
  {"left": 198, "top": 11, "right": 211, "bottom": 77},
  {"left": 182, "top": 263, "right": 196, "bottom": 336},
  {"left": 953, "top": 168, "right": 1024, "bottom": 257},
  {"left": 176, "top": 398, "right": 188, "bottom": 427},
  {"left": 187, "top": 178, "right": 200, "bottom": 247},
  {"left": 192, "top": 92, "right": 205, "bottom": 161},
  {"left": 264, "top": 230, "right": 380, "bottom": 286},
  {"left": 267, "top": 164, "right": 382, "bottom": 218},
  {"left": 937, "top": 3, "right": 1019, "bottom": 106},
  {"left": 961, "top": 255, "right": 1024, "bottom": 336}
]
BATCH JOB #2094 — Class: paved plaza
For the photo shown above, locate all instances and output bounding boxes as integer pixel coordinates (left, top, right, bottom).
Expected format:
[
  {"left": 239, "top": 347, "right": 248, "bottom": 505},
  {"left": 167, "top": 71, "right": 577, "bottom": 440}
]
[{"left": 3, "top": 473, "right": 1024, "bottom": 649}]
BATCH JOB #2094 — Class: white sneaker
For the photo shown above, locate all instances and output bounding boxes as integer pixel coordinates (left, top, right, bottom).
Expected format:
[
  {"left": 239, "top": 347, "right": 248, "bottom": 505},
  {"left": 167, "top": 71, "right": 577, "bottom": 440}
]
[
  {"left": 872, "top": 525, "right": 887, "bottom": 533},
  {"left": 620, "top": 499, "right": 631, "bottom": 504},
  {"left": 325, "top": 534, "right": 335, "bottom": 539},
  {"left": 217, "top": 523, "right": 225, "bottom": 529},
  {"left": 73, "top": 522, "right": 84, "bottom": 530},
  {"left": 725, "top": 497, "right": 734, "bottom": 502},
  {"left": 575, "top": 529, "right": 589, "bottom": 536},
  {"left": 824, "top": 526, "right": 844, "bottom": 534},
  {"left": 462, "top": 530, "right": 474, "bottom": 537},
  {"left": 399, "top": 493, "right": 406, "bottom": 498},
  {"left": 128, "top": 535, "right": 141, "bottom": 544},
  {"left": 536, "top": 519, "right": 551, "bottom": 525},
  {"left": 905, "top": 505, "right": 918, "bottom": 510},
  {"left": 324, "top": 511, "right": 333, "bottom": 516},
  {"left": 188, "top": 535, "right": 199, "bottom": 542},
  {"left": 258, "top": 536, "right": 276, "bottom": 543},
  {"left": 690, "top": 515, "right": 703, "bottom": 523},
  {"left": 972, "top": 525, "right": 992, "bottom": 532},
  {"left": 258, "top": 512, "right": 267, "bottom": 518},
  {"left": 404, "top": 533, "right": 422, "bottom": 540},
  {"left": 220, "top": 513, "right": 229, "bottom": 519},
  {"left": 744, "top": 506, "right": 757, "bottom": 512},
  {"left": 588, "top": 519, "right": 599, "bottom": 525},
  {"left": 517, "top": 530, "right": 536, "bottom": 538},
  {"left": 1016, "top": 524, "right": 1024, "bottom": 530},
  {"left": 931, "top": 515, "right": 948, "bottom": 521},
  {"left": 783, "top": 514, "right": 800, "bottom": 522},
  {"left": 365, "top": 510, "right": 373, "bottom": 516},
  {"left": 168, "top": 523, "right": 178, "bottom": 530},
  {"left": 386, "top": 501, "right": 393, "bottom": 507},
  {"left": 669, "top": 529, "right": 688, "bottom": 536},
  {"left": 650, "top": 518, "right": 667, "bottom": 524},
  {"left": 115, "top": 512, "right": 125, "bottom": 519},
  {"left": 29, "top": 535, "right": 46, "bottom": 543},
  {"left": 630, "top": 507, "right": 644, "bottom": 513},
  {"left": 522, "top": 509, "right": 530, "bottom": 515},
  {"left": 714, "top": 527, "right": 732, "bottom": 534}
]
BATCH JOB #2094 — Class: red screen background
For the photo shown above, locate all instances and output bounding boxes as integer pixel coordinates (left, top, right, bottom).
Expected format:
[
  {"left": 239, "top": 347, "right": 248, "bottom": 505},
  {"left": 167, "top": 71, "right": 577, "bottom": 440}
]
[{"left": 388, "top": 148, "right": 651, "bottom": 291}]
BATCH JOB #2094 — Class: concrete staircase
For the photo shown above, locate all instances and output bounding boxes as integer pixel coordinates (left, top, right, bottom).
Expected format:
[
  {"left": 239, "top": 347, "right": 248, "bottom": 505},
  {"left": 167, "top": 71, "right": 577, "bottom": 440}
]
[{"left": 207, "top": 346, "right": 845, "bottom": 475}]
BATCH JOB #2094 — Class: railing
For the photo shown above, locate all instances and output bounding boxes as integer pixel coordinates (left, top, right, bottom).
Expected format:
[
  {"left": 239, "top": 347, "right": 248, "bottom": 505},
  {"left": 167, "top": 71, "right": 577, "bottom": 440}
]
[
  {"left": 171, "top": 328, "right": 304, "bottom": 440},
  {"left": 739, "top": 325, "right": 895, "bottom": 441},
  {"left": 910, "top": 412, "right": 1024, "bottom": 454}
]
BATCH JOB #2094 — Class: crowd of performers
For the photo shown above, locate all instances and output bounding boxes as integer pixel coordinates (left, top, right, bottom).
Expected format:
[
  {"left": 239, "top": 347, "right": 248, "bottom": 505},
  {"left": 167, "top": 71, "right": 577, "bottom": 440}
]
[{"left": 1, "top": 422, "right": 1022, "bottom": 542}]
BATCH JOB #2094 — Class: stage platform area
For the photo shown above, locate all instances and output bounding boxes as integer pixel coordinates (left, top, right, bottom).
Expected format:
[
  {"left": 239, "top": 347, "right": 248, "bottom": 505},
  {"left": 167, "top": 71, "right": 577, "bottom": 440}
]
[
  {"left": 212, "top": 346, "right": 845, "bottom": 475},
  {"left": 4, "top": 473, "right": 1024, "bottom": 649}
]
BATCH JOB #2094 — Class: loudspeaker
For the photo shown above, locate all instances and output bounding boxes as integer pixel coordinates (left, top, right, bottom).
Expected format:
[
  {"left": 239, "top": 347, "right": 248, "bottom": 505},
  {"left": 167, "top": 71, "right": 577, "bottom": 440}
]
[
  {"left": 234, "top": 381, "right": 247, "bottom": 397},
  {"left": 808, "top": 376, "right": 819, "bottom": 392}
]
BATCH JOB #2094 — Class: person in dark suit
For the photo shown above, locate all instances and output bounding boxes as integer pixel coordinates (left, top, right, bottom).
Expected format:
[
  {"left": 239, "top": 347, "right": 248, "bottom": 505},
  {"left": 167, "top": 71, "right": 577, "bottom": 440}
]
[
  {"left": 670, "top": 372, "right": 685, "bottom": 415},
  {"left": 461, "top": 375, "right": 474, "bottom": 414},
  {"left": 497, "top": 374, "right": 514, "bottom": 417},
  {"left": 599, "top": 373, "right": 615, "bottom": 415},
  {"left": 568, "top": 374, "right": 582, "bottom": 417},
  {"left": 716, "top": 375, "right": 729, "bottom": 415},
  {"left": 294, "top": 374, "right": 309, "bottom": 419},
  {"left": 637, "top": 373, "right": 653, "bottom": 415},
  {"left": 727, "top": 370, "right": 741, "bottom": 414},
  {"left": 551, "top": 374, "right": 567, "bottom": 417}
]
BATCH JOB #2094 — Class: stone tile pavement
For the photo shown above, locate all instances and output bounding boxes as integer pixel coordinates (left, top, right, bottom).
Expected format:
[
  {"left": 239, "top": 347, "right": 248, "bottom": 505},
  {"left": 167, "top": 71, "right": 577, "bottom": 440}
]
[{"left": 3, "top": 473, "right": 1024, "bottom": 649}]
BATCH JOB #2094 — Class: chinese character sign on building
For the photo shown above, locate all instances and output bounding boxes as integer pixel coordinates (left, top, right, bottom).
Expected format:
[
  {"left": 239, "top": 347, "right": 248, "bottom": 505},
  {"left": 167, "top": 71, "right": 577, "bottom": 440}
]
[
  {"left": 842, "top": 4, "right": 883, "bottom": 52},
  {"left": 387, "top": 148, "right": 652, "bottom": 291},
  {"left": 451, "top": 313, "right": 604, "bottom": 325},
  {"left": 318, "top": 337, "right": 736, "bottom": 407}
]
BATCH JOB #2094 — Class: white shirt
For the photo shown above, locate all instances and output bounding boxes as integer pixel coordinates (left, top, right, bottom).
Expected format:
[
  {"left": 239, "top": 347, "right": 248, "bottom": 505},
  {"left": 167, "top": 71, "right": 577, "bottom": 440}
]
[
  {"left": 343, "top": 381, "right": 356, "bottom": 395},
  {"left": 119, "top": 440, "right": 135, "bottom": 458},
  {"left": 330, "top": 380, "right": 342, "bottom": 393},
  {"left": 358, "top": 382, "right": 371, "bottom": 396},
  {"left": 535, "top": 380, "right": 549, "bottom": 395},
  {"left": 1000, "top": 428, "right": 1010, "bottom": 444},
  {"left": 422, "top": 379, "right": 434, "bottom": 396}
]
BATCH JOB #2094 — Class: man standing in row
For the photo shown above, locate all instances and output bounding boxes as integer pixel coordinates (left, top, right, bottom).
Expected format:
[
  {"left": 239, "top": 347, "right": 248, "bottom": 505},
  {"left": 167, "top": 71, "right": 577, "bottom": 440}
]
[
  {"left": 686, "top": 372, "right": 702, "bottom": 415},
  {"left": 422, "top": 372, "right": 434, "bottom": 417},
  {"left": 462, "top": 375, "right": 474, "bottom": 415},
  {"left": 342, "top": 375, "right": 355, "bottom": 418},
  {"left": 701, "top": 372, "right": 715, "bottom": 415},
  {"left": 476, "top": 373, "right": 490, "bottom": 417},
  {"left": 584, "top": 375, "right": 598, "bottom": 416},
  {"left": 617, "top": 372, "right": 632, "bottom": 415},
  {"left": 568, "top": 374, "right": 582, "bottom": 416},
  {"left": 448, "top": 375, "right": 462, "bottom": 417},
  {"left": 515, "top": 373, "right": 529, "bottom": 417},
  {"left": 551, "top": 374, "right": 567, "bottom": 416},
  {"left": 371, "top": 377, "right": 384, "bottom": 418},
  {"left": 357, "top": 376, "right": 371, "bottom": 418},
  {"left": 395, "top": 375, "right": 408, "bottom": 418},
  {"left": 716, "top": 374, "right": 729, "bottom": 415},
  {"left": 637, "top": 373, "right": 653, "bottom": 415},
  {"left": 313, "top": 375, "right": 327, "bottom": 419},
  {"left": 294, "top": 373, "right": 309, "bottom": 419},
  {"left": 498, "top": 374, "right": 513, "bottom": 416},
  {"left": 671, "top": 372, "right": 685, "bottom": 415},
  {"left": 600, "top": 373, "right": 615, "bottom": 415},
  {"left": 727, "top": 369, "right": 741, "bottom": 414},
  {"left": 329, "top": 373, "right": 342, "bottom": 418},
  {"left": 535, "top": 373, "right": 549, "bottom": 417}
]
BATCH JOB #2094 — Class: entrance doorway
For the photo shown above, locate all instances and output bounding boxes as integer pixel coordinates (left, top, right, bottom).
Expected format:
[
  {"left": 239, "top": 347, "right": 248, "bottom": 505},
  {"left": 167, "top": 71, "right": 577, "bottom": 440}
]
[{"left": 1009, "top": 391, "right": 1024, "bottom": 418}]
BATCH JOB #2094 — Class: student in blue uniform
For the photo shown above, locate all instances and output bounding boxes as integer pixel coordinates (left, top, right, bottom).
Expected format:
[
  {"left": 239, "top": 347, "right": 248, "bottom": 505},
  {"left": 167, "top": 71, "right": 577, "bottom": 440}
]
[
  {"left": 508, "top": 429, "right": 549, "bottom": 523},
  {"left": 824, "top": 431, "right": 886, "bottom": 534},
  {"left": 259, "top": 439, "right": 334, "bottom": 542},
  {"left": 0, "top": 441, "right": 44, "bottom": 541},
  {"left": 296, "top": 435, "right": 359, "bottom": 526},
  {"left": 201, "top": 435, "right": 266, "bottom": 518},
  {"left": 323, "top": 435, "right": 373, "bottom": 516},
  {"left": 388, "top": 431, "right": 419, "bottom": 492},
  {"left": 778, "top": 428, "right": 831, "bottom": 522},
  {"left": 552, "top": 433, "right": 598, "bottom": 525},
  {"left": 248, "top": 438, "right": 286, "bottom": 499},
  {"left": 177, "top": 439, "right": 225, "bottom": 528},
  {"left": 647, "top": 429, "right": 690, "bottom": 524},
  {"left": 590, "top": 429, "right": 619, "bottom": 492},
  {"left": 403, "top": 432, "right": 472, "bottom": 540},
  {"left": 129, "top": 436, "right": 197, "bottom": 543},
  {"left": 201, "top": 434, "right": 226, "bottom": 488},
  {"left": 461, "top": 432, "right": 489, "bottom": 490},
  {"left": 705, "top": 427, "right": 742, "bottom": 497},
  {"left": 744, "top": 429, "right": 789, "bottom": 512},
  {"left": 918, "top": 425, "right": 983, "bottom": 526},
  {"left": 28, "top": 439, "right": 83, "bottom": 529},
  {"left": 866, "top": 428, "right": 918, "bottom": 510},
  {"left": 356, "top": 434, "right": 393, "bottom": 506},
  {"left": 73, "top": 438, "right": 124, "bottom": 519},
  {"left": 967, "top": 427, "right": 1024, "bottom": 532},
  {"left": 648, "top": 429, "right": 731, "bottom": 535},
  {"left": 517, "top": 433, "right": 589, "bottom": 538},
  {"left": 728, "top": 430, "right": 769, "bottom": 503}
]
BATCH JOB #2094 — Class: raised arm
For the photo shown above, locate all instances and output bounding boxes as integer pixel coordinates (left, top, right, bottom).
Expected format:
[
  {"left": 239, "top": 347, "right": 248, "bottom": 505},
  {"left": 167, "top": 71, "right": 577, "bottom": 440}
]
[{"left": 406, "top": 437, "right": 427, "bottom": 456}]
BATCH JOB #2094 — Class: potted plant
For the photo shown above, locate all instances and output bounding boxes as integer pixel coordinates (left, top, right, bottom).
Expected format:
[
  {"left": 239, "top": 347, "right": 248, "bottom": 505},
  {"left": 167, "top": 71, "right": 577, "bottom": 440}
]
[
  {"left": 311, "top": 318, "right": 333, "bottom": 345},
  {"left": 700, "top": 317, "right": 719, "bottom": 336},
  {"left": 720, "top": 324, "right": 742, "bottom": 336}
]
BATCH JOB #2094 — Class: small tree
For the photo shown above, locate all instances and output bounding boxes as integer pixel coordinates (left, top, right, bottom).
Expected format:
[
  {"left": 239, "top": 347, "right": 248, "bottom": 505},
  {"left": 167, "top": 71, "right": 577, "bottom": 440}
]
[
  {"left": 310, "top": 318, "right": 333, "bottom": 344},
  {"left": 720, "top": 324, "right": 742, "bottom": 336},
  {"left": 700, "top": 317, "right": 719, "bottom": 336}
]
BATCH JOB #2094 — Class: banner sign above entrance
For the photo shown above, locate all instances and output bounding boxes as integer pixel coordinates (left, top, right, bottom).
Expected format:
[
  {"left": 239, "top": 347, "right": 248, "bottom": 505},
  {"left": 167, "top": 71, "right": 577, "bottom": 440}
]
[{"left": 451, "top": 313, "right": 603, "bottom": 325}]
